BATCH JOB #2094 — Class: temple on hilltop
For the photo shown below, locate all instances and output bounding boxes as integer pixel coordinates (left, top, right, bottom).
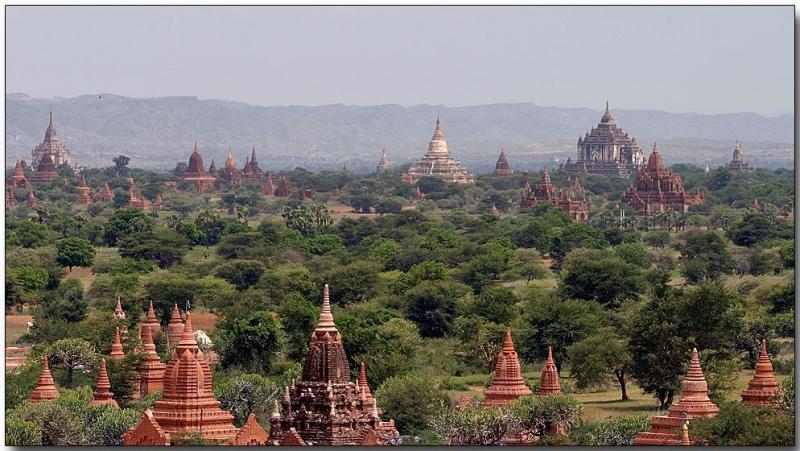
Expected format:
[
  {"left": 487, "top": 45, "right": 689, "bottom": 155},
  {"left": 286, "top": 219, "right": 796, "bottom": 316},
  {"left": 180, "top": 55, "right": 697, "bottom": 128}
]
[
  {"left": 181, "top": 143, "right": 217, "bottom": 192},
  {"left": 32, "top": 112, "right": 77, "bottom": 170},
  {"left": 268, "top": 284, "right": 400, "bottom": 446},
  {"left": 219, "top": 147, "right": 242, "bottom": 183},
  {"left": 560, "top": 102, "right": 644, "bottom": 177},
  {"left": 727, "top": 142, "right": 755, "bottom": 172},
  {"left": 634, "top": 348, "right": 719, "bottom": 445},
  {"left": 741, "top": 339, "right": 781, "bottom": 406},
  {"left": 520, "top": 169, "right": 589, "bottom": 222},
  {"left": 405, "top": 118, "right": 473, "bottom": 185},
  {"left": 492, "top": 149, "right": 514, "bottom": 176},
  {"left": 10, "top": 159, "right": 29, "bottom": 187},
  {"left": 241, "top": 147, "right": 265, "bottom": 183},
  {"left": 483, "top": 329, "right": 532, "bottom": 407},
  {"left": 376, "top": 147, "right": 391, "bottom": 173},
  {"left": 30, "top": 150, "right": 58, "bottom": 184},
  {"left": 621, "top": 143, "right": 704, "bottom": 215},
  {"left": 124, "top": 312, "right": 268, "bottom": 445}
]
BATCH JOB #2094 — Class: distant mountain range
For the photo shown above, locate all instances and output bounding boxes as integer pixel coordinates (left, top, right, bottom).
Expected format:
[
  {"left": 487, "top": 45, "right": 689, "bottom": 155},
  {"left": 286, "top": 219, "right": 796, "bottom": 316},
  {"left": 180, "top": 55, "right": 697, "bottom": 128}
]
[{"left": 6, "top": 93, "right": 794, "bottom": 172}]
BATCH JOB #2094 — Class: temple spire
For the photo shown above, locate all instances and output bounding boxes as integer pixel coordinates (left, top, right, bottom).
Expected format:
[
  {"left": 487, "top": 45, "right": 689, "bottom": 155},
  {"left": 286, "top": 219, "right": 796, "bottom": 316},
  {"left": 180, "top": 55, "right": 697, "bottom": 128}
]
[
  {"left": 91, "top": 358, "right": 118, "bottom": 408},
  {"left": 483, "top": 328, "right": 532, "bottom": 406},
  {"left": 359, "top": 361, "right": 373, "bottom": 401},
  {"left": 316, "top": 284, "right": 337, "bottom": 332},
  {"left": 741, "top": 339, "right": 781, "bottom": 406},
  {"left": 110, "top": 327, "right": 125, "bottom": 360},
  {"left": 538, "top": 345, "right": 561, "bottom": 395},
  {"left": 251, "top": 146, "right": 257, "bottom": 162},
  {"left": 30, "top": 356, "right": 59, "bottom": 403}
]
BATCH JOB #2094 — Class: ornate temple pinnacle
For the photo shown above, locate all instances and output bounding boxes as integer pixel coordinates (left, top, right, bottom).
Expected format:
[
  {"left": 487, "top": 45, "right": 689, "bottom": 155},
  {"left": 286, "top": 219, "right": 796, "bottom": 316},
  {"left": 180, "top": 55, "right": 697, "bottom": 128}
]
[{"left": 316, "top": 284, "right": 337, "bottom": 332}]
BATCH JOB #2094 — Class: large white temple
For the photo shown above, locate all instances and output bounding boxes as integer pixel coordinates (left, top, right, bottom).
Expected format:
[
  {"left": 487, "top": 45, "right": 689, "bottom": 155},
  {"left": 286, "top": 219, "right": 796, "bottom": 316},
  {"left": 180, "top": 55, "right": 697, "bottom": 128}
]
[{"left": 405, "top": 118, "right": 473, "bottom": 185}]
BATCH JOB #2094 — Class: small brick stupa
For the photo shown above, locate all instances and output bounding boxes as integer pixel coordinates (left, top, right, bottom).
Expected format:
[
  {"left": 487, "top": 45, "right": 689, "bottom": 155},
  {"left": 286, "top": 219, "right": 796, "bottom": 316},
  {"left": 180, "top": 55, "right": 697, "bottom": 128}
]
[
  {"left": 138, "top": 323, "right": 166, "bottom": 397},
  {"left": 241, "top": 147, "right": 264, "bottom": 182},
  {"left": 181, "top": 143, "right": 217, "bottom": 192},
  {"left": 77, "top": 175, "right": 92, "bottom": 205},
  {"left": 262, "top": 173, "right": 276, "bottom": 196},
  {"left": 166, "top": 304, "right": 184, "bottom": 347},
  {"left": 91, "top": 358, "right": 118, "bottom": 408},
  {"left": 124, "top": 312, "right": 245, "bottom": 445},
  {"left": 109, "top": 327, "right": 126, "bottom": 360},
  {"left": 268, "top": 284, "right": 399, "bottom": 445},
  {"left": 492, "top": 149, "right": 514, "bottom": 176},
  {"left": 98, "top": 182, "right": 113, "bottom": 203},
  {"left": 358, "top": 361, "right": 375, "bottom": 403},
  {"left": 275, "top": 176, "right": 292, "bottom": 197},
  {"left": 10, "top": 159, "right": 29, "bottom": 187},
  {"left": 538, "top": 345, "right": 561, "bottom": 395},
  {"left": 141, "top": 300, "right": 161, "bottom": 335},
  {"left": 30, "top": 356, "right": 59, "bottom": 403},
  {"left": 26, "top": 190, "right": 39, "bottom": 208},
  {"left": 634, "top": 348, "right": 719, "bottom": 445},
  {"left": 483, "top": 328, "right": 532, "bottom": 407},
  {"left": 741, "top": 339, "right": 781, "bottom": 406},
  {"left": 30, "top": 150, "right": 58, "bottom": 184}
]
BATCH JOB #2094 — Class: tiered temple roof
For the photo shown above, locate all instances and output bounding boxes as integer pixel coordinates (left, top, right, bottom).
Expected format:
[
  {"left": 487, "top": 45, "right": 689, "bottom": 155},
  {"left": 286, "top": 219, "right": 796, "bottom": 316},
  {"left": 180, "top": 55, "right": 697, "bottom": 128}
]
[
  {"left": 110, "top": 327, "right": 125, "bottom": 360},
  {"left": 492, "top": 149, "right": 514, "bottom": 176},
  {"left": 90, "top": 358, "right": 118, "bottom": 408},
  {"left": 10, "top": 159, "right": 29, "bottom": 187},
  {"left": 405, "top": 118, "right": 473, "bottom": 185},
  {"left": 26, "top": 190, "right": 39, "bottom": 208},
  {"left": 262, "top": 173, "right": 276, "bottom": 196},
  {"left": 141, "top": 300, "right": 161, "bottom": 335},
  {"left": 376, "top": 147, "right": 391, "bottom": 173},
  {"left": 275, "top": 176, "right": 292, "bottom": 197},
  {"left": 538, "top": 345, "right": 561, "bottom": 395},
  {"left": 98, "top": 182, "right": 114, "bottom": 203},
  {"left": 483, "top": 329, "right": 532, "bottom": 407},
  {"left": 30, "top": 150, "right": 58, "bottom": 184},
  {"left": 138, "top": 322, "right": 166, "bottom": 397},
  {"left": 634, "top": 348, "right": 719, "bottom": 445},
  {"left": 166, "top": 304, "right": 184, "bottom": 347},
  {"left": 560, "top": 102, "right": 643, "bottom": 177},
  {"left": 741, "top": 339, "right": 781, "bottom": 406},
  {"left": 31, "top": 112, "right": 77, "bottom": 170},
  {"left": 30, "top": 356, "right": 59, "bottom": 403},
  {"left": 621, "top": 144, "right": 704, "bottom": 215},
  {"left": 727, "top": 142, "right": 755, "bottom": 172},
  {"left": 241, "top": 147, "right": 264, "bottom": 182},
  {"left": 76, "top": 175, "right": 92, "bottom": 205},
  {"left": 181, "top": 143, "right": 216, "bottom": 192},
  {"left": 268, "top": 284, "right": 399, "bottom": 445},
  {"left": 520, "top": 170, "right": 589, "bottom": 222}
]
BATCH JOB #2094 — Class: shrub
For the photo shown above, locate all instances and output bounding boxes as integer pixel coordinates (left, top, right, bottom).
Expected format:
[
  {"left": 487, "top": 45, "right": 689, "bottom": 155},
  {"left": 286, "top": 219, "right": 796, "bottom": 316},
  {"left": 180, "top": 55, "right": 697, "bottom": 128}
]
[
  {"left": 375, "top": 373, "right": 450, "bottom": 434},
  {"left": 572, "top": 416, "right": 651, "bottom": 446},
  {"left": 429, "top": 406, "right": 518, "bottom": 445}
]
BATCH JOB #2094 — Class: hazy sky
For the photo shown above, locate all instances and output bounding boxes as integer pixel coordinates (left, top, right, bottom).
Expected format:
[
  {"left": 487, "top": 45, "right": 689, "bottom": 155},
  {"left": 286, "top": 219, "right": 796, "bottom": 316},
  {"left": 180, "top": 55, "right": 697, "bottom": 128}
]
[{"left": 6, "top": 6, "right": 794, "bottom": 116}]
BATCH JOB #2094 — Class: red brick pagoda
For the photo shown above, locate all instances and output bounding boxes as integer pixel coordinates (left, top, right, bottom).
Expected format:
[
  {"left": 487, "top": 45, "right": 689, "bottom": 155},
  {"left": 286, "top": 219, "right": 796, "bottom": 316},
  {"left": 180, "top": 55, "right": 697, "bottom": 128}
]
[
  {"left": 30, "top": 356, "right": 59, "bottom": 403},
  {"left": 262, "top": 173, "right": 276, "bottom": 196},
  {"left": 181, "top": 143, "right": 216, "bottom": 192},
  {"left": 538, "top": 345, "right": 561, "bottom": 395},
  {"left": 109, "top": 327, "right": 125, "bottom": 360},
  {"left": 208, "top": 159, "right": 219, "bottom": 178},
  {"left": 6, "top": 190, "right": 17, "bottom": 209},
  {"left": 634, "top": 348, "right": 719, "bottom": 445},
  {"left": 30, "top": 150, "right": 58, "bottom": 184},
  {"left": 26, "top": 190, "right": 39, "bottom": 208},
  {"left": 77, "top": 175, "right": 92, "bottom": 205},
  {"left": 483, "top": 329, "right": 532, "bottom": 407},
  {"left": 124, "top": 312, "right": 254, "bottom": 445},
  {"left": 10, "top": 159, "right": 29, "bottom": 187},
  {"left": 90, "top": 358, "right": 118, "bottom": 408},
  {"left": 138, "top": 323, "right": 166, "bottom": 397},
  {"left": 520, "top": 170, "right": 589, "bottom": 222},
  {"left": 268, "top": 284, "right": 399, "bottom": 445},
  {"left": 98, "top": 182, "right": 114, "bottom": 203},
  {"left": 621, "top": 144, "right": 704, "bottom": 215},
  {"left": 141, "top": 300, "right": 161, "bottom": 335},
  {"left": 741, "top": 339, "right": 781, "bottom": 406},
  {"left": 275, "top": 176, "right": 292, "bottom": 197},
  {"left": 492, "top": 149, "right": 514, "bottom": 176},
  {"left": 727, "top": 142, "right": 755, "bottom": 172},
  {"left": 166, "top": 304, "right": 184, "bottom": 347},
  {"left": 241, "top": 147, "right": 264, "bottom": 182}
]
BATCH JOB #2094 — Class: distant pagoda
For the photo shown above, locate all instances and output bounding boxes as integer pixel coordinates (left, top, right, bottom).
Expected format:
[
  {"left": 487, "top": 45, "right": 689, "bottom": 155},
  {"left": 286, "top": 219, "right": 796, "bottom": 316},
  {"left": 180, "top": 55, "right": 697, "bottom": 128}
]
[
  {"left": 538, "top": 345, "right": 561, "bottom": 395},
  {"left": 219, "top": 147, "right": 242, "bottom": 183},
  {"left": 560, "top": 102, "right": 644, "bottom": 177},
  {"left": 181, "top": 143, "right": 216, "bottom": 192},
  {"left": 483, "top": 329, "right": 532, "bottom": 407},
  {"left": 90, "top": 358, "right": 118, "bottom": 408},
  {"left": 268, "top": 284, "right": 399, "bottom": 445},
  {"left": 30, "top": 150, "right": 58, "bottom": 184},
  {"left": 492, "top": 149, "right": 514, "bottom": 176},
  {"left": 741, "top": 339, "right": 781, "bottom": 406},
  {"left": 241, "top": 147, "right": 265, "bottom": 182},
  {"left": 376, "top": 147, "right": 391, "bottom": 173},
  {"left": 31, "top": 112, "right": 77, "bottom": 170},
  {"left": 621, "top": 143, "right": 704, "bottom": 215},
  {"left": 10, "top": 159, "right": 29, "bottom": 187},
  {"left": 30, "top": 356, "right": 59, "bottom": 403},
  {"left": 76, "top": 175, "right": 92, "bottom": 205},
  {"left": 727, "top": 142, "right": 755, "bottom": 172},
  {"left": 405, "top": 118, "right": 473, "bottom": 185},
  {"left": 520, "top": 169, "right": 589, "bottom": 222}
]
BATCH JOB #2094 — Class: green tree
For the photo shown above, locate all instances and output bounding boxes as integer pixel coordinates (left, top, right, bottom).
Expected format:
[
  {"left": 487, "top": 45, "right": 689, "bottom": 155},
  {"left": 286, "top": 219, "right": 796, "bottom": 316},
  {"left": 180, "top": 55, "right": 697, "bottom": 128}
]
[
  {"left": 375, "top": 373, "right": 449, "bottom": 434},
  {"left": 430, "top": 406, "right": 518, "bottom": 445},
  {"left": 278, "top": 294, "right": 318, "bottom": 361},
  {"left": 214, "top": 310, "right": 281, "bottom": 374},
  {"left": 680, "top": 231, "right": 734, "bottom": 282},
  {"left": 690, "top": 401, "right": 794, "bottom": 446},
  {"left": 643, "top": 230, "right": 671, "bottom": 248},
  {"left": 103, "top": 208, "right": 154, "bottom": 246},
  {"left": 404, "top": 280, "right": 470, "bottom": 338},
  {"left": 567, "top": 327, "right": 632, "bottom": 400},
  {"left": 549, "top": 222, "right": 608, "bottom": 265},
  {"left": 282, "top": 203, "right": 333, "bottom": 236},
  {"left": 728, "top": 212, "right": 773, "bottom": 247},
  {"left": 117, "top": 229, "right": 189, "bottom": 268},
  {"left": 112, "top": 155, "right": 130, "bottom": 175},
  {"left": 12, "top": 220, "right": 55, "bottom": 248},
  {"left": 215, "top": 373, "right": 279, "bottom": 427},
  {"left": 320, "top": 261, "right": 380, "bottom": 305},
  {"left": 572, "top": 416, "right": 650, "bottom": 446},
  {"left": 453, "top": 316, "right": 507, "bottom": 371},
  {"left": 508, "top": 394, "right": 584, "bottom": 439},
  {"left": 557, "top": 248, "right": 645, "bottom": 307},
  {"left": 45, "top": 338, "right": 98, "bottom": 388},
  {"left": 614, "top": 242, "right": 650, "bottom": 267},
  {"left": 194, "top": 210, "right": 227, "bottom": 246},
  {"left": 465, "top": 285, "right": 518, "bottom": 325},
  {"left": 215, "top": 260, "right": 266, "bottom": 291},
  {"left": 55, "top": 237, "right": 95, "bottom": 272}
]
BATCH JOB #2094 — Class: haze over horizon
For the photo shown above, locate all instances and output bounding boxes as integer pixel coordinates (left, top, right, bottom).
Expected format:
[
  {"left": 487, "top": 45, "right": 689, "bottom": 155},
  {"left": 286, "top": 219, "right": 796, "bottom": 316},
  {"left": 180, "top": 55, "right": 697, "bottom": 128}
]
[{"left": 6, "top": 6, "right": 793, "bottom": 117}]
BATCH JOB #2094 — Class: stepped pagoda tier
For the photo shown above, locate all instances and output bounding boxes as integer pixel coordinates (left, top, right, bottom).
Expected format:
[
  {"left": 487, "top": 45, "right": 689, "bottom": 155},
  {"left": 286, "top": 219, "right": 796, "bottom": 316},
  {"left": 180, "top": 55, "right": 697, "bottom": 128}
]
[
  {"left": 76, "top": 175, "right": 92, "bottom": 205},
  {"left": 6, "top": 190, "right": 17, "bottom": 208},
  {"left": 621, "top": 144, "right": 704, "bottom": 215},
  {"left": 181, "top": 143, "right": 216, "bottom": 192},
  {"left": 268, "top": 284, "right": 400, "bottom": 445},
  {"left": 241, "top": 147, "right": 264, "bottom": 182},
  {"left": 376, "top": 147, "right": 391, "bottom": 173},
  {"left": 208, "top": 159, "right": 219, "bottom": 177},
  {"left": 520, "top": 170, "right": 589, "bottom": 222},
  {"left": 634, "top": 348, "right": 719, "bottom": 445},
  {"left": 10, "top": 159, "right": 29, "bottom": 187},
  {"left": 98, "top": 182, "right": 113, "bottom": 203},
  {"left": 219, "top": 147, "right": 242, "bottom": 183},
  {"left": 26, "top": 190, "right": 39, "bottom": 208},
  {"left": 110, "top": 327, "right": 125, "bottom": 360},
  {"left": 138, "top": 322, "right": 166, "bottom": 397},
  {"left": 141, "top": 300, "right": 161, "bottom": 335},
  {"left": 538, "top": 345, "right": 561, "bottom": 395},
  {"left": 741, "top": 339, "right": 781, "bottom": 406},
  {"left": 483, "top": 329, "right": 532, "bottom": 407},
  {"left": 30, "top": 356, "right": 60, "bottom": 403},
  {"left": 91, "top": 358, "right": 118, "bottom": 408},
  {"left": 560, "top": 102, "right": 644, "bottom": 177},
  {"left": 492, "top": 149, "right": 514, "bottom": 176},
  {"left": 31, "top": 112, "right": 77, "bottom": 170},
  {"left": 727, "top": 142, "right": 755, "bottom": 172},
  {"left": 30, "top": 150, "right": 58, "bottom": 184},
  {"left": 124, "top": 312, "right": 252, "bottom": 445},
  {"left": 406, "top": 118, "right": 473, "bottom": 184},
  {"left": 166, "top": 304, "right": 184, "bottom": 347},
  {"left": 262, "top": 173, "right": 276, "bottom": 195},
  {"left": 275, "top": 176, "right": 292, "bottom": 197}
]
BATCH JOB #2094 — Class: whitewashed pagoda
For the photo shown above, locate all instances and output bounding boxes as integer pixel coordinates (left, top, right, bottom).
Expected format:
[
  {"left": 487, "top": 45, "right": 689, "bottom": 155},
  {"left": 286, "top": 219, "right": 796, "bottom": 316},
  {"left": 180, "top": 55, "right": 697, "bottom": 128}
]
[
  {"left": 376, "top": 147, "right": 391, "bottom": 173},
  {"left": 405, "top": 118, "right": 473, "bottom": 184},
  {"left": 32, "top": 112, "right": 77, "bottom": 170}
]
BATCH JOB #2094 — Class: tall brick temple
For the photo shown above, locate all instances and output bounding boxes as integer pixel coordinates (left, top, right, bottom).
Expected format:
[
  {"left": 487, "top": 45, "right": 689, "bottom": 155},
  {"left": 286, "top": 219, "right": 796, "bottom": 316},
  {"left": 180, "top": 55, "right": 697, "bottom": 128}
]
[
  {"left": 621, "top": 144, "right": 704, "bottom": 215},
  {"left": 483, "top": 329, "right": 532, "bottom": 406}
]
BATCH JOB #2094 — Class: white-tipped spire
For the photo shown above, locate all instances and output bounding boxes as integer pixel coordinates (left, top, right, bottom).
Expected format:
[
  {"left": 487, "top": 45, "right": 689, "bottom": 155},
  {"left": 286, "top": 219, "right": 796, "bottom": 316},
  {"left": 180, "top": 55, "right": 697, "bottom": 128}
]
[{"left": 315, "top": 284, "right": 337, "bottom": 332}]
